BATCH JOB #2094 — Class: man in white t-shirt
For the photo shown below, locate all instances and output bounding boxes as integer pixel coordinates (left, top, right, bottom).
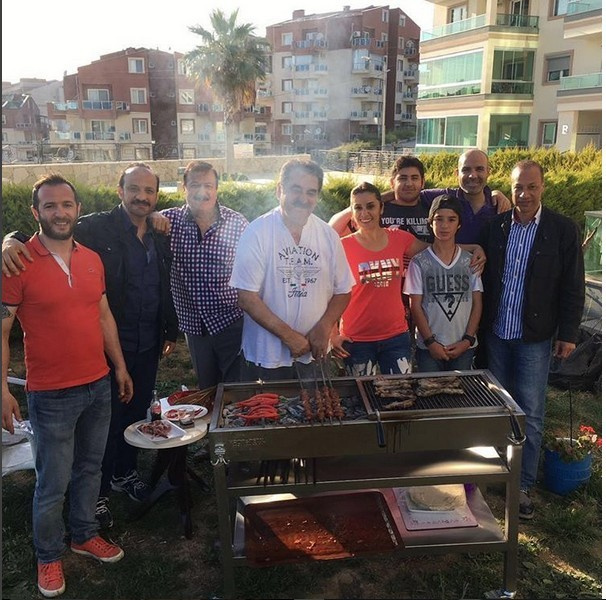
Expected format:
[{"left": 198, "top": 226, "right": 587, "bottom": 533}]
[{"left": 230, "top": 158, "right": 354, "bottom": 381}]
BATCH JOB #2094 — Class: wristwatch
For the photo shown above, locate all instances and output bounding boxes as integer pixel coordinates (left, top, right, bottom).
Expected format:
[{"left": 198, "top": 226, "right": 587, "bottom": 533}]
[
  {"left": 424, "top": 335, "right": 437, "bottom": 347},
  {"left": 462, "top": 334, "right": 476, "bottom": 346}
]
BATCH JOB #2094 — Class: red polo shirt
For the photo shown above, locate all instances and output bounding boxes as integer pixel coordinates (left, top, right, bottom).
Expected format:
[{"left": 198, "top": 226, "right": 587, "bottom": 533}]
[{"left": 2, "top": 234, "right": 110, "bottom": 391}]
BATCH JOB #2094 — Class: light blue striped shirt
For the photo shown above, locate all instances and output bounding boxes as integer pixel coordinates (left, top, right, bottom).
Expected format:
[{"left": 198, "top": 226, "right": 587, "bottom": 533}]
[{"left": 493, "top": 207, "right": 542, "bottom": 339}]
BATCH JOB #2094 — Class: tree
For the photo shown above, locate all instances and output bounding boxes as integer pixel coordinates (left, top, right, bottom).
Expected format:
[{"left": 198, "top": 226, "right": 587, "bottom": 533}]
[{"left": 185, "top": 9, "right": 269, "bottom": 174}]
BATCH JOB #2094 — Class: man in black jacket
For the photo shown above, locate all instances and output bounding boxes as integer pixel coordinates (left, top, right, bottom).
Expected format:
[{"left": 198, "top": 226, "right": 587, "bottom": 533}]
[
  {"left": 478, "top": 159, "right": 584, "bottom": 520},
  {"left": 2, "top": 163, "right": 179, "bottom": 528}
]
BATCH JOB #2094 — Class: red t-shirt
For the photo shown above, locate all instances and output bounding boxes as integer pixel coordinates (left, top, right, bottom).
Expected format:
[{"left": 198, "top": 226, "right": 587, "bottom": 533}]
[
  {"left": 340, "top": 229, "right": 415, "bottom": 341},
  {"left": 2, "top": 235, "right": 110, "bottom": 391}
]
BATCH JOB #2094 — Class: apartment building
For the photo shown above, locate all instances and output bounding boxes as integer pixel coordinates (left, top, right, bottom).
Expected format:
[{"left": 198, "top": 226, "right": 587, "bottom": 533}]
[
  {"left": 416, "top": 0, "right": 602, "bottom": 153},
  {"left": 1, "top": 93, "right": 49, "bottom": 163},
  {"left": 262, "top": 5, "right": 420, "bottom": 153}
]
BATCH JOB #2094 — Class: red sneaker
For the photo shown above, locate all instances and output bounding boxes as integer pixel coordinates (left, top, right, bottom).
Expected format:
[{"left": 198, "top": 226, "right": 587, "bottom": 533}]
[
  {"left": 71, "top": 536, "right": 124, "bottom": 563},
  {"left": 38, "top": 560, "right": 65, "bottom": 598}
]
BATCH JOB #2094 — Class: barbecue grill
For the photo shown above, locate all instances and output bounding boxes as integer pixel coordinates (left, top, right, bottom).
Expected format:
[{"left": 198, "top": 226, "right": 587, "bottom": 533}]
[{"left": 209, "top": 369, "right": 525, "bottom": 599}]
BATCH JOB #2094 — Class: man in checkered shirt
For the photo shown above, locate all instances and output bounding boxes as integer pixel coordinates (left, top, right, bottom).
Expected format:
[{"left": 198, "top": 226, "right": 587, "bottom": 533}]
[{"left": 159, "top": 161, "right": 248, "bottom": 388}]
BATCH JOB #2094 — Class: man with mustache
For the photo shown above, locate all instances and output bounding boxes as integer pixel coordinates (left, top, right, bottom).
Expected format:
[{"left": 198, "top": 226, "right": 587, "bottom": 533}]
[
  {"left": 230, "top": 158, "right": 354, "bottom": 380},
  {"left": 2, "top": 163, "right": 178, "bottom": 530},
  {"left": 152, "top": 160, "right": 249, "bottom": 389},
  {"left": 2, "top": 173, "right": 131, "bottom": 597}
]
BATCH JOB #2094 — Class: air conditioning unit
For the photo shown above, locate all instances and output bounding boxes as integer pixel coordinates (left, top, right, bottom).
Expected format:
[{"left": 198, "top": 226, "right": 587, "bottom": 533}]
[{"left": 353, "top": 31, "right": 362, "bottom": 37}]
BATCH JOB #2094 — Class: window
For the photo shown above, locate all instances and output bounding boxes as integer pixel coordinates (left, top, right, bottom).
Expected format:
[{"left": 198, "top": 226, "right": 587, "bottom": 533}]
[
  {"left": 180, "top": 119, "right": 195, "bottom": 134},
  {"left": 2, "top": 132, "right": 7, "bottom": 142},
  {"left": 546, "top": 55, "right": 571, "bottom": 82},
  {"left": 282, "top": 79, "right": 293, "bottom": 91},
  {"left": 282, "top": 124, "right": 292, "bottom": 135},
  {"left": 418, "top": 50, "right": 483, "bottom": 99},
  {"left": 399, "top": 15, "right": 406, "bottom": 27},
  {"left": 449, "top": 5, "right": 468, "bottom": 23},
  {"left": 491, "top": 49, "right": 535, "bottom": 93},
  {"left": 132, "top": 119, "right": 148, "bottom": 134},
  {"left": 128, "top": 58, "right": 145, "bottom": 73},
  {"left": 417, "top": 116, "right": 478, "bottom": 147},
  {"left": 2, "top": 114, "right": 6, "bottom": 125},
  {"left": 488, "top": 114, "right": 530, "bottom": 148},
  {"left": 398, "top": 59, "right": 404, "bottom": 71},
  {"left": 540, "top": 121, "right": 558, "bottom": 146},
  {"left": 282, "top": 32, "right": 293, "bottom": 46},
  {"left": 553, "top": 0, "right": 569, "bottom": 16},
  {"left": 382, "top": 9, "right": 389, "bottom": 22},
  {"left": 130, "top": 88, "right": 147, "bottom": 104},
  {"left": 282, "top": 56, "right": 293, "bottom": 69},
  {"left": 282, "top": 102, "right": 293, "bottom": 114},
  {"left": 177, "top": 60, "right": 188, "bottom": 75},
  {"left": 87, "top": 89, "right": 110, "bottom": 101},
  {"left": 179, "top": 89, "right": 194, "bottom": 104}
]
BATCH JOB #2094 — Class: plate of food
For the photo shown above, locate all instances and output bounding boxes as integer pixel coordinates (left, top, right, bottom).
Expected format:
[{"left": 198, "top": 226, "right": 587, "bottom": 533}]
[
  {"left": 136, "top": 419, "right": 186, "bottom": 442},
  {"left": 162, "top": 405, "right": 208, "bottom": 422}
]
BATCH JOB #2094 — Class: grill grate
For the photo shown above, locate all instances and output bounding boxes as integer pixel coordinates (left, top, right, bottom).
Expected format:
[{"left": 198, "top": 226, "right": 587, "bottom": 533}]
[{"left": 362, "top": 373, "right": 506, "bottom": 414}]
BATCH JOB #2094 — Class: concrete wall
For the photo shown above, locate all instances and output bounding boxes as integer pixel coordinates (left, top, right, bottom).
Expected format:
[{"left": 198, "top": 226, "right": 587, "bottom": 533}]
[{"left": 1, "top": 155, "right": 310, "bottom": 187}]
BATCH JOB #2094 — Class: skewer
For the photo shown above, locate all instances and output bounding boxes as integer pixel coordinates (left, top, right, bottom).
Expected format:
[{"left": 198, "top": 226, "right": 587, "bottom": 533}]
[{"left": 318, "top": 360, "right": 334, "bottom": 424}]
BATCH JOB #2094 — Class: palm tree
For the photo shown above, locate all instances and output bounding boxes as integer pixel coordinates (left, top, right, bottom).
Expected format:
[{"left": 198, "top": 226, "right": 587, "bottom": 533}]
[{"left": 185, "top": 9, "right": 269, "bottom": 175}]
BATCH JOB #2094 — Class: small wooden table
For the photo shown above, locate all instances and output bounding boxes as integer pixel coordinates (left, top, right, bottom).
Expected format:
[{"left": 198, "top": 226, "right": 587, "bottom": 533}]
[{"left": 124, "top": 413, "right": 210, "bottom": 538}]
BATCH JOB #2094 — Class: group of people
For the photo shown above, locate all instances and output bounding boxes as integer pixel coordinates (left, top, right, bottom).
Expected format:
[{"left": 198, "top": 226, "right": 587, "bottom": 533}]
[{"left": 1, "top": 151, "right": 584, "bottom": 598}]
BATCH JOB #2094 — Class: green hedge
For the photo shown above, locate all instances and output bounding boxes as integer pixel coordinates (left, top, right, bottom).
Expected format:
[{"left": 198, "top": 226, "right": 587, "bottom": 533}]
[{"left": 2, "top": 147, "right": 601, "bottom": 237}]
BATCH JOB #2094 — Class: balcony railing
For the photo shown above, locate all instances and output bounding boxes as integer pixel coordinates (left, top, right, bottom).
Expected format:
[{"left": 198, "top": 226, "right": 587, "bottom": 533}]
[
  {"left": 567, "top": 0, "right": 602, "bottom": 15},
  {"left": 559, "top": 72, "right": 602, "bottom": 91},
  {"left": 418, "top": 83, "right": 481, "bottom": 99},
  {"left": 495, "top": 13, "right": 539, "bottom": 29},
  {"left": 491, "top": 81, "right": 534, "bottom": 94},
  {"left": 50, "top": 100, "right": 130, "bottom": 111},
  {"left": 84, "top": 132, "right": 115, "bottom": 141},
  {"left": 421, "top": 14, "right": 487, "bottom": 41}
]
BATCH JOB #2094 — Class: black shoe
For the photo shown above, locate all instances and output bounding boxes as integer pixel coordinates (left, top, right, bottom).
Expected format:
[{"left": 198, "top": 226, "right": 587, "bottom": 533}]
[
  {"left": 111, "top": 470, "right": 151, "bottom": 502},
  {"left": 519, "top": 489, "right": 535, "bottom": 520},
  {"left": 95, "top": 496, "right": 113, "bottom": 529}
]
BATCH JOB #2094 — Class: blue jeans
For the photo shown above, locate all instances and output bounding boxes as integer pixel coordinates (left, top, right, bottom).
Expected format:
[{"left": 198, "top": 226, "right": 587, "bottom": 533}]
[
  {"left": 415, "top": 348, "right": 475, "bottom": 373},
  {"left": 28, "top": 374, "right": 111, "bottom": 563},
  {"left": 485, "top": 331, "right": 552, "bottom": 491},
  {"left": 343, "top": 332, "right": 412, "bottom": 376}
]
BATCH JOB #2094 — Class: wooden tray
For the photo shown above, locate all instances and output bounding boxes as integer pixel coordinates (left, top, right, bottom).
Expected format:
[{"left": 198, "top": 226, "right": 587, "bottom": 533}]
[{"left": 244, "top": 491, "right": 401, "bottom": 565}]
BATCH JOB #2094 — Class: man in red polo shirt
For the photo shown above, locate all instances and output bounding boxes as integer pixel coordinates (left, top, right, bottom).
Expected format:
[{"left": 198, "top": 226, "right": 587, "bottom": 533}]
[{"left": 2, "top": 173, "right": 132, "bottom": 598}]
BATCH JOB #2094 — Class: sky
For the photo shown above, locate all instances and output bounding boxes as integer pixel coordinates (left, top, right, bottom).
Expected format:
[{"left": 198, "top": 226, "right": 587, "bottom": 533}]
[{"left": 2, "top": 1, "right": 434, "bottom": 83}]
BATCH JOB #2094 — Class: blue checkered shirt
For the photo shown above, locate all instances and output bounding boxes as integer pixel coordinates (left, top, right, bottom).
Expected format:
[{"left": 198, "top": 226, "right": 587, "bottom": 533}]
[{"left": 162, "top": 204, "right": 248, "bottom": 336}]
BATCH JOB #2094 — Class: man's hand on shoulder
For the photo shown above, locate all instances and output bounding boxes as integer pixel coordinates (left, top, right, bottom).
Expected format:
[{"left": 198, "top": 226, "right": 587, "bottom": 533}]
[
  {"left": 2, "top": 237, "right": 32, "bottom": 277},
  {"left": 491, "top": 190, "right": 512, "bottom": 214},
  {"left": 148, "top": 211, "right": 171, "bottom": 235}
]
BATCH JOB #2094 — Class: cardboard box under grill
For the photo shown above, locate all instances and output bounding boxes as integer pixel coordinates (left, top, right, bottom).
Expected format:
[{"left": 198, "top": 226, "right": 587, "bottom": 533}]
[{"left": 243, "top": 491, "right": 401, "bottom": 565}]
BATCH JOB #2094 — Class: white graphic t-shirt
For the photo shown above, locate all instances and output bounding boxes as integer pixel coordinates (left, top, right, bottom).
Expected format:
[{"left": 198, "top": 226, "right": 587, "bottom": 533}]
[{"left": 230, "top": 207, "right": 354, "bottom": 368}]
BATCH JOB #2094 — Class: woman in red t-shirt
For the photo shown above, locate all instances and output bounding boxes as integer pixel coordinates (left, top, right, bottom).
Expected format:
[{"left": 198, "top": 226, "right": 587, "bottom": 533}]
[{"left": 330, "top": 182, "right": 429, "bottom": 375}]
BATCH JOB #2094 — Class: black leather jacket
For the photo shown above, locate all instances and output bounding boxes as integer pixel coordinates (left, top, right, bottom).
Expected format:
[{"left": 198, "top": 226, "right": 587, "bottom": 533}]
[
  {"left": 74, "top": 205, "right": 178, "bottom": 354},
  {"left": 478, "top": 207, "right": 585, "bottom": 344}
]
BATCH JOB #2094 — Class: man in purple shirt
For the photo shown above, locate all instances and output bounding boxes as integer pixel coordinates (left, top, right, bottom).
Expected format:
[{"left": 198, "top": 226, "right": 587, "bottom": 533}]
[
  {"left": 420, "top": 149, "right": 510, "bottom": 244},
  {"left": 158, "top": 161, "right": 248, "bottom": 388}
]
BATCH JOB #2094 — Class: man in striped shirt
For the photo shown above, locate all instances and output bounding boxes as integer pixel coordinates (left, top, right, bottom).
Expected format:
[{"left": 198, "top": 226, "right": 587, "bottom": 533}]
[{"left": 478, "top": 160, "right": 584, "bottom": 520}]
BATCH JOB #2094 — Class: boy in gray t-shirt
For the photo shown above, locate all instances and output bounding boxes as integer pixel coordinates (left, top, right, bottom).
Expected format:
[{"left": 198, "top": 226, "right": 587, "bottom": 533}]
[{"left": 404, "top": 194, "right": 483, "bottom": 372}]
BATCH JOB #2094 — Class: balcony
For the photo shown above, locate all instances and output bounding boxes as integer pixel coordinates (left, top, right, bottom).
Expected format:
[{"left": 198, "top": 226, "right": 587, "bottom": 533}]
[
  {"left": 491, "top": 81, "right": 534, "bottom": 95},
  {"left": 293, "top": 39, "right": 327, "bottom": 49},
  {"left": 418, "top": 83, "right": 481, "bottom": 100},
  {"left": 421, "top": 14, "right": 486, "bottom": 41},
  {"left": 557, "top": 73, "right": 602, "bottom": 96},
  {"left": 564, "top": 0, "right": 601, "bottom": 38},
  {"left": 84, "top": 132, "right": 115, "bottom": 141},
  {"left": 494, "top": 13, "right": 539, "bottom": 31},
  {"left": 400, "top": 113, "right": 414, "bottom": 121},
  {"left": 351, "top": 86, "right": 382, "bottom": 97}
]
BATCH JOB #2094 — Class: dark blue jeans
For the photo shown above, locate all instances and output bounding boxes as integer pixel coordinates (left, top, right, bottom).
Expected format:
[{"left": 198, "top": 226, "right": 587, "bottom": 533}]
[
  {"left": 28, "top": 375, "right": 111, "bottom": 562},
  {"left": 485, "top": 331, "right": 552, "bottom": 491},
  {"left": 343, "top": 332, "right": 412, "bottom": 376},
  {"left": 100, "top": 346, "right": 159, "bottom": 495},
  {"left": 415, "top": 347, "right": 475, "bottom": 373}
]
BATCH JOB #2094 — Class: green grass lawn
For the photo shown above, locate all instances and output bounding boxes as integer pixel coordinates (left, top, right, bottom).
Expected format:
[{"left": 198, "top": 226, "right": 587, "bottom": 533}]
[{"left": 2, "top": 337, "right": 601, "bottom": 599}]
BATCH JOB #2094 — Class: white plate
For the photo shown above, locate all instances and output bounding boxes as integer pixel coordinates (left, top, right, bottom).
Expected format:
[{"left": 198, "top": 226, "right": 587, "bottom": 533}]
[
  {"left": 136, "top": 419, "right": 186, "bottom": 442},
  {"left": 162, "top": 405, "right": 208, "bottom": 422}
]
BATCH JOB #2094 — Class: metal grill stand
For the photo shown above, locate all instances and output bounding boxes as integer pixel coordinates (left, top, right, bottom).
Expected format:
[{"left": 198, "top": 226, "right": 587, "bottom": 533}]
[{"left": 209, "top": 370, "right": 525, "bottom": 599}]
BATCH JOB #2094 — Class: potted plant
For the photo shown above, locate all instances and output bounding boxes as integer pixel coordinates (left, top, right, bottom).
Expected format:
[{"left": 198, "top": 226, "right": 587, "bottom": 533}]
[{"left": 543, "top": 425, "right": 602, "bottom": 495}]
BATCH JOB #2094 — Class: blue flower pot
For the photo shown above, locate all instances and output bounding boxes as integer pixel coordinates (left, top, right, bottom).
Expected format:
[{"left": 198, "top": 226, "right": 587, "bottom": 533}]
[{"left": 543, "top": 444, "right": 593, "bottom": 495}]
